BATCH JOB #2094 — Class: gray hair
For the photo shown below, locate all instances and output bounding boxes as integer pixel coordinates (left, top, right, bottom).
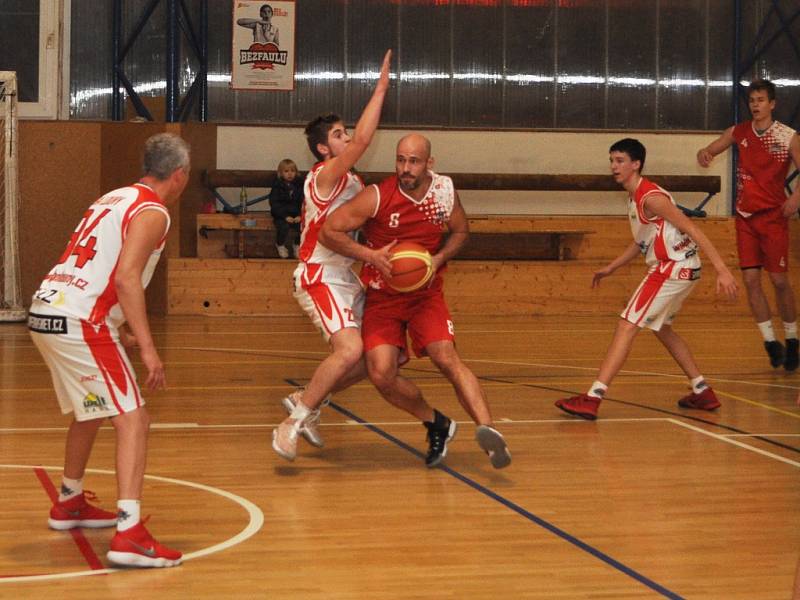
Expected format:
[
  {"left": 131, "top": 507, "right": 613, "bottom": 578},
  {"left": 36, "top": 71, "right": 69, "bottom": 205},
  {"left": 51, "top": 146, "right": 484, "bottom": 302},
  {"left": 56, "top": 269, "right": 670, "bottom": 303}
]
[{"left": 142, "top": 133, "right": 190, "bottom": 179}]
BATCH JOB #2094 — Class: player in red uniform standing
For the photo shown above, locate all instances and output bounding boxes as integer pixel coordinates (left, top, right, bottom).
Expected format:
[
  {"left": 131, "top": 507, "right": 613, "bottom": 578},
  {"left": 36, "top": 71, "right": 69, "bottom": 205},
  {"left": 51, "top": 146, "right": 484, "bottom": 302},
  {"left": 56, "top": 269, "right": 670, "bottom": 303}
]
[
  {"left": 697, "top": 79, "right": 800, "bottom": 370},
  {"left": 28, "top": 133, "right": 189, "bottom": 567},
  {"left": 319, "top": 134, "right": 511, "bottom": 469}
]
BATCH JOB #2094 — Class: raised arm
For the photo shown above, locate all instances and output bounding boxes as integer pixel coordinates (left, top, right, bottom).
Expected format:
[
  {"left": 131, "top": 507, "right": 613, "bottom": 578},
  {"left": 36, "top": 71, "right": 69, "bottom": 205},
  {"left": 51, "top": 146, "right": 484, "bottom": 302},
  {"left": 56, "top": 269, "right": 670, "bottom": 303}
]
[
  {"left": 644, "top": 193, "right": 738, "bottom": 299},
  {"left": 431, "top": 192, "right": 469, "bottom": 272},
  {"left": 114, "top": 210, "right": 169, "bottom": 390},
  {"left": 320, "top": 186, "right": 395, "bottom": 276},
  {"left": 697, "top": 125, "right": 736, "bottom": 168},
  {"left": 315, "top": 50, "right": 392, "bottom": 194}
]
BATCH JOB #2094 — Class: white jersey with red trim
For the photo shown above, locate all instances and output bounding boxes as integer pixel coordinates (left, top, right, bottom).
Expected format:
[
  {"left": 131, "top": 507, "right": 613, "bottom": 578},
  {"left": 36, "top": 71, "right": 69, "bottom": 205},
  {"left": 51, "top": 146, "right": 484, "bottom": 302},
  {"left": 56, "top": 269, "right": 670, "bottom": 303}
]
[
  {"left": 298, "top": 162, "right": 364, "bottom": 267},
  {"left": 628, "top": 177, "right": 700, "bottom": 276},
  {"left": 32, "top": 183, "right": 170, "bottom": 328}
]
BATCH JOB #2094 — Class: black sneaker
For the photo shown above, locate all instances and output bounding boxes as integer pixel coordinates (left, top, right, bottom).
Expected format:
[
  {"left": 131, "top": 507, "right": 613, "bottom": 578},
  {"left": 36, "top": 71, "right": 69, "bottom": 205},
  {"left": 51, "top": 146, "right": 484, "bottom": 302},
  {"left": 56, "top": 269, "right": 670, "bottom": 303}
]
[
  {"left": 765, "top": 340, "right": 785, "bottom": 368},
  {"left": 785, "top": 338, "right": 799, "bottom": 372},
  {"left": 424, "top": 414, "right": 457, "bottom": 468}
]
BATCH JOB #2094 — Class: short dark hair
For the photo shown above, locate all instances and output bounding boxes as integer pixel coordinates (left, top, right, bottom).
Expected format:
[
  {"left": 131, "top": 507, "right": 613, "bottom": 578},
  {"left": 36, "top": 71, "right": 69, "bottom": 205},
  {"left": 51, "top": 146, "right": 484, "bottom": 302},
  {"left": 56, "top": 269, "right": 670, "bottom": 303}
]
[
  {"left": 304, "top": 113, "right": 341, "bottom": 161},
  {"left": 609, "top": 138, "right": 646, "bottom": 173},
  {"left": 748, "top": 78, "right": 776, "bottom": 102}
]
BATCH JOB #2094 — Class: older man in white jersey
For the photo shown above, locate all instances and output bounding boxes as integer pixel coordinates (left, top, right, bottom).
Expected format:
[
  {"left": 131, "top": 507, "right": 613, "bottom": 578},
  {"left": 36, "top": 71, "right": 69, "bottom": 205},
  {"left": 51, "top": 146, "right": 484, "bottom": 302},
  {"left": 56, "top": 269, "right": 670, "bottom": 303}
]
[
  {"left": 272, "top": 50, "right": 396, "bottom": 460},
  {"left": 29, "top": 133, "right": 189, "bottom": 567}
]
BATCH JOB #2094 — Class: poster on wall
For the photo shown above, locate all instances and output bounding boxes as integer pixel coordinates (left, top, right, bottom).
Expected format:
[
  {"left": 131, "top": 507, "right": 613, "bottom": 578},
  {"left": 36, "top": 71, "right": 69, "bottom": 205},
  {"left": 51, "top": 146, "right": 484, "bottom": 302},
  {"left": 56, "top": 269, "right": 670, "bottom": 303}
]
[{"left": 231, "top": 1, "right": 295, "bottom": 91}]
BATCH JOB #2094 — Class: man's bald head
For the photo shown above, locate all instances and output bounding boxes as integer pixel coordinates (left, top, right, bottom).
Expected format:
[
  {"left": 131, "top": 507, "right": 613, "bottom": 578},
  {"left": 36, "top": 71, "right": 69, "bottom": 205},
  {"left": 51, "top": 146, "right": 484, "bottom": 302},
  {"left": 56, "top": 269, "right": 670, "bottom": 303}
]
[
  {"left": 397, "top": 134, "right": 431, "bottom": 160},
  {"left": 395, "top": 134, "right": 434, "bottom": 193}
]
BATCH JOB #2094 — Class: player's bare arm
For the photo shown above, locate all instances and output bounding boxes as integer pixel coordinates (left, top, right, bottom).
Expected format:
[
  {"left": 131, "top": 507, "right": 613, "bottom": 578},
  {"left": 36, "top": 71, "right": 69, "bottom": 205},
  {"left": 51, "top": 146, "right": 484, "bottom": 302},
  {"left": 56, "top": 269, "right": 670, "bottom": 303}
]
[
  {"left": 118, "top": 325, "right": 138, "bottom": 349},
  {"left": 320, "top": 186, "right": 396, "bottom": 277},
  {"left": 644, "top": 194, "right": 738, "bottom": 299},
  {"left": 592, "top": 241, "right": 641, "bottom": 288},
  {"left": 433, "top": 192, "right": 469, "bottom": 272},
  {"left": 115, "top": 210, "right": 169, "bottom": 390},
  {"left": 697, "top": 126, "right": 736, "bottom": 167},
  {"left": 237, "top": 18, "right": 264, "bottom": 27},
  {"left": 315, "top": 50, "right": 392, "bottom": 196},
  {"left": 782, "top": 133, "right": 800, "bottom": 217}
]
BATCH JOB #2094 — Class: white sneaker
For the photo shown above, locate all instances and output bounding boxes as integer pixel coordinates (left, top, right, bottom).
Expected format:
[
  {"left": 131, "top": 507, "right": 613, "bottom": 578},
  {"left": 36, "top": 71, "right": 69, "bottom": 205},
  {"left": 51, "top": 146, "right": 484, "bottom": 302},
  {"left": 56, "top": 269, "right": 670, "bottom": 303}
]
[
  {"left": 292, "top": 244, "right": 300, "bottom": 258},
  {"left": 276, "top": 244, "right": 289, "bottom": 258},
  {"left": 272, "top": 419, "right": 302, "bottom": 461},
  {"left": 282, "top": 390, "right": 327, "bottom": 448},
  {"left": 475, "top": 425, "right": 511, "bottom": 469}
]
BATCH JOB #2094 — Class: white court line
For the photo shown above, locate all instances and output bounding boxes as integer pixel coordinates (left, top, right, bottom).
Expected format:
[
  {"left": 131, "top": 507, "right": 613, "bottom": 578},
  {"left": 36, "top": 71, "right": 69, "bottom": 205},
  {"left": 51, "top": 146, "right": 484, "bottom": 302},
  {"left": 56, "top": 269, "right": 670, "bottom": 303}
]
[
  {"left": 0, "top": 417, "right": 671, "bottom": 434},
  {"left": 722, "top": 433, "right": 800, "bottom": 438},
  {"left": 463, "top": 357, "right": 800, "bottom": 391},
  {"left": 168, "top": 345, "right": 800, "bottom": 392},
  {"left": 666, "top": 419, "right": 800, "bottom": 469},
  {"left": 0, "top": 464, "right": 265, "bottom": 583}
]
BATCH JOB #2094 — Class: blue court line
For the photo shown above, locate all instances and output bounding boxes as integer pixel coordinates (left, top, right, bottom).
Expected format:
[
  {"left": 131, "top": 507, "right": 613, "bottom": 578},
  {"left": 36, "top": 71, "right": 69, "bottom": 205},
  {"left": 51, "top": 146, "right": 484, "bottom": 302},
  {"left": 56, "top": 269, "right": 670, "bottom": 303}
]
[{"left": 328, "top": 400, "right": 686, "bottom": 600}]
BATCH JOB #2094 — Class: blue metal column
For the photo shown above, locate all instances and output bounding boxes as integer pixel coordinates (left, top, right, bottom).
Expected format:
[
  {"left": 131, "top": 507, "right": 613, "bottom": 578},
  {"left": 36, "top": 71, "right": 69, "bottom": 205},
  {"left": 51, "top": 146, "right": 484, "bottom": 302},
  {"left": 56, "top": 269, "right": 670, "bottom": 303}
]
[
  {"left": 200, "top": 0, "right": 208, "bottom": 121},
  {"left": 112, "top": 0, "right": 123, "bottom": 120},
  {"left": 731, "top": 0, "right": 742, "bottom": 212},
  {"left": 166, "top": 0, "right": 180, "bottom": 122}
]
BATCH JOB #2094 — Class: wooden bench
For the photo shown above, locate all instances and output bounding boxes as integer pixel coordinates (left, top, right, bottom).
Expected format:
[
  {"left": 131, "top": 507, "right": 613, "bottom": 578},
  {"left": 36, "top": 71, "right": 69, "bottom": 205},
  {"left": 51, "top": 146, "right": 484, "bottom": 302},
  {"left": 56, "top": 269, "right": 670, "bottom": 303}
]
[
  {"left": 201, "top": 170, "right": 721, "bottom": 260},
  {"left": 197, "top": 212, "right": 590, "bottom": 260}
]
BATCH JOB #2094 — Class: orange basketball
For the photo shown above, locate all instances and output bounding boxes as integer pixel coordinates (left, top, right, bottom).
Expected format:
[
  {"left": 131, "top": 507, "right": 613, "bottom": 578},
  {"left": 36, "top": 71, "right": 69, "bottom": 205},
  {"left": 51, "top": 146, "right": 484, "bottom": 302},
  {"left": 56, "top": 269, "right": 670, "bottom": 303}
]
[{"left": 388, "top": 242, "right": 433, "bottom": 292}]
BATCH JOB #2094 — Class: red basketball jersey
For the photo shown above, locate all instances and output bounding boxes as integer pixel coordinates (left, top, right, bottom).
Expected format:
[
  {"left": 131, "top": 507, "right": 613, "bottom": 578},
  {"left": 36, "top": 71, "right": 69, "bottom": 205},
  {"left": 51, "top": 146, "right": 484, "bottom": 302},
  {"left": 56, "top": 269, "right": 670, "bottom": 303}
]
[
  {"left": 732, "top": 120, "right": 796, "bottom": 215},
  {"left": 360, "top": 172, "right": 455, "bottom": 293}
]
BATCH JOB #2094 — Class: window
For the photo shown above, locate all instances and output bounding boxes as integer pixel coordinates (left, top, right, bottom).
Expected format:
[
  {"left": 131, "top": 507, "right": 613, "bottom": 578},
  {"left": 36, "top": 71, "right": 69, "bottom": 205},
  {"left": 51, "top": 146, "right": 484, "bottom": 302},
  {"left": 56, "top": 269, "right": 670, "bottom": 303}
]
[{"left": 0, "top": 0, "right": 61, "bottom": 119}]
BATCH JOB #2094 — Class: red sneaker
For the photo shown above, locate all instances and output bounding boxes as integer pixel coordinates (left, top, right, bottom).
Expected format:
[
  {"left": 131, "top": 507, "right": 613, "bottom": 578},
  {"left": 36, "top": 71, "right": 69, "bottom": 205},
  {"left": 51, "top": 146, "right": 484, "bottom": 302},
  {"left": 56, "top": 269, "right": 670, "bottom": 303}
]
[
  {"left": 555, "top": 394, "right": 601, "bottom": 420},
  {"left": 48, "top": 491, "right": 118, "bottom": 530},
  {"left": 678, "top": 387, "right": 721, "bottom": 411},
  {"left": 107, "top": 518, "right": 182, "bottom": 568}
]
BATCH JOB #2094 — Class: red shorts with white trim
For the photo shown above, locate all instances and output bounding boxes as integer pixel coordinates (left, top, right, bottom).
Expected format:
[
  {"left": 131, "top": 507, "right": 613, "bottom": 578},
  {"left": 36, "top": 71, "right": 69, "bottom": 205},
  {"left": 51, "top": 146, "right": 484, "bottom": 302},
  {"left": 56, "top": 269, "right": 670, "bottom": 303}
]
[
  {"left": 293, "top": 262, "right": 364, "bottom": 342},
  {"left": 362, "top": 281, "right": 454, "bottom": 358},
  {"left": 28, "top": 306, "right": 144, "bottom": 421},
  {"left": 735, "top": 209, "right": 789, "bottom": 273},
  {"left": 621, "top": 266, "right": 698, "bottom": 331}
]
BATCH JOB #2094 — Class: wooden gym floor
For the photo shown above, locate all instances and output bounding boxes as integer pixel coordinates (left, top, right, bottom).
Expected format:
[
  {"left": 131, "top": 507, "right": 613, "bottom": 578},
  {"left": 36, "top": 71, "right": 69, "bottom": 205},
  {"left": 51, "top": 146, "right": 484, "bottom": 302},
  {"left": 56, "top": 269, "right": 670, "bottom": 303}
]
[{"left": 0, "top": 312, "right": 798, "bottom": 599}]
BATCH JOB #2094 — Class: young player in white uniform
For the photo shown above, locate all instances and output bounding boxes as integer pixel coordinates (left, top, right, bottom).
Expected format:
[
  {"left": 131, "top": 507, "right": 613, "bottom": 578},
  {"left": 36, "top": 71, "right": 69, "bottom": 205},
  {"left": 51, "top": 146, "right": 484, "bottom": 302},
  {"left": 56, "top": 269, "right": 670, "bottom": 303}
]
[
  {"left": 29, "top": 133, "right": 190, "bottom": 567},
  {"left": 555, "top": 138, "right": 738, "bottom": 420},
  {"left": 272, "top": 50, "right": 395, "bottom": 460}
]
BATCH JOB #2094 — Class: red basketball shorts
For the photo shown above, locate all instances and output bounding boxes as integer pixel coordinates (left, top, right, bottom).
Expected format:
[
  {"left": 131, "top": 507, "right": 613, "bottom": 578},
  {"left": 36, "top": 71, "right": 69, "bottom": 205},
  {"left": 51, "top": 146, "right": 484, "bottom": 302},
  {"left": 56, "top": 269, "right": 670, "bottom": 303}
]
[
  {"left": 362, "top": 285, "right": 455, "bottom": 358},
  {"left": 736, "top": 209, "right": 789, "bottom": 273}
]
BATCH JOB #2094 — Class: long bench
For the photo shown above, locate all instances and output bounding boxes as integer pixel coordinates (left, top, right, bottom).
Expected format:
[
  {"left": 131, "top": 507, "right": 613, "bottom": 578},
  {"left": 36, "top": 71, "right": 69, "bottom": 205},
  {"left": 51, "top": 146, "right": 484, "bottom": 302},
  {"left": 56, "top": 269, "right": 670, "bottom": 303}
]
[
  {"left": 197, "top": 212, "right": 592, "bottom": 260},
  {"left": 201, "top": 169, "right": 721, "bottom": 260}
]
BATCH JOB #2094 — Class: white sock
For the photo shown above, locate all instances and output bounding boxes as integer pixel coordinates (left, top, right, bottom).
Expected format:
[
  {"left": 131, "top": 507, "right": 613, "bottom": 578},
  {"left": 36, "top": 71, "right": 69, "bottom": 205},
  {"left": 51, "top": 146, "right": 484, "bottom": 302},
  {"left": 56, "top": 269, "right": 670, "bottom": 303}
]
[
  {"left": 116, "top": 499, "right": 141, "bottom": 532},
  {"left": 757, "top": 320, "right": 776, "bottom": 342},
  {"left": 784, "top": 321, "right": 797, "bottom": 340},
  {"left": 587, "top": 381, "right": 608, "bottom": 399},
  {"left": 290, "top": 401, "right": 312, "bottom": 427},
  {"left": 58, "top": 476, "right": 83, "bottom": 502},
  {"left": 691, "top": 376, "right": 708, "bottom": 395}
]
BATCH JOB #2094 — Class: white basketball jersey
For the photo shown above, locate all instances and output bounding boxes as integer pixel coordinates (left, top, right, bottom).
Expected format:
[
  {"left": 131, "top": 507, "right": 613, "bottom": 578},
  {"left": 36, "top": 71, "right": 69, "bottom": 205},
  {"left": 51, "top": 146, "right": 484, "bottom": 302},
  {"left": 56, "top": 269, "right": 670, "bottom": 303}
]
[
  {"left": 628, "top": 177, "right": 700, "bottom": 272},
  {"left": 33, "top": 183, "right": 170, "bottom": 328},
  {"left": 298, "top": 162, "right": 364, "bottom": 267}
]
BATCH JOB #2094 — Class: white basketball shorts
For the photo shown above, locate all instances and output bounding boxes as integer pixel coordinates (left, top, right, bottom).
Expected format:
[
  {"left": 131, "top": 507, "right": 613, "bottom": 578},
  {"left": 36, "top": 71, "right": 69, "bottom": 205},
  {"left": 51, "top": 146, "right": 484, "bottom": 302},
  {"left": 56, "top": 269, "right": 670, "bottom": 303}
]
[
  {"left": 293, "top": 262, "right": 364, "bottom": 342},
  {"left": 621, "top": 266, "right": 700, "bottom": 331},
  {"left": 28, "top": 304, "right": 145, "bottom": 421}
]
